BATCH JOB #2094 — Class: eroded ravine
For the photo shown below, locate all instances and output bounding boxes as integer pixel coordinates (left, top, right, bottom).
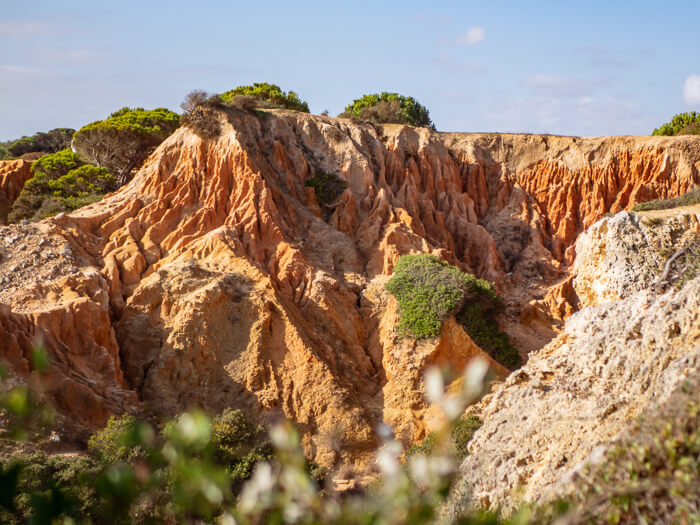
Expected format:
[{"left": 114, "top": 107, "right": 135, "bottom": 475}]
[{"left": 0, "top": 111, "right": 698, "bottom": 472}]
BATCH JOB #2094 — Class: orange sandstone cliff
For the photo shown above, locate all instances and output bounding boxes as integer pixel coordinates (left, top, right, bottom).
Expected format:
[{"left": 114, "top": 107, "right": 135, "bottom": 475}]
[
  {"left": 0, "top": 111, "right": 698, "bottom": 470},
  {"left": 0, "top": 159, "right": 32, "bottom": 222}
]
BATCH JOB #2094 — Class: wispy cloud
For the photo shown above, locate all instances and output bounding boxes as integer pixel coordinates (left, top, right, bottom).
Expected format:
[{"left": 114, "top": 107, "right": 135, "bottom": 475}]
[
  {"left": 434, "top": 55, "right": 487, "bottom": 75},
  {"left": 523, "top": 74, "right": 593, "bottom": 97},
  {"left": 29, "top": 47, "right": 111, "bottom": 65},
  {"left": 456, "top": 26, "right": 485, "bottom": 45},
  {"left": 414, "top": 14, "right": 450, "bottom": 24},
  {"left": 0, "top": 65, "right": 37, "bottom": 75},
  {"left": 478, "top": 94, "right": 653, "bottom": 136},
  {"left": 572, "top": 45, "right": 633, "bottom": 69},
  {"left": 683, "top": 75, "right": 700, "bottom": 106},
  {"left": 0, "top": 20, "right": 48, "bottom": 40}
]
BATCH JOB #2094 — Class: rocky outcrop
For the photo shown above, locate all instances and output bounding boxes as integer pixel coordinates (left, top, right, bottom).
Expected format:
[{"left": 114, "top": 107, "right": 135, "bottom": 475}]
[
  {"left": 0, "top": 224, "right": 137, "bottom": 439},
  {"left": 1, "top": 111, "right": 699, "bottom": 467},
  {"left": 0, "top": 159, "right": 32, "bottom": 222},
  {"left": 450, "top": 208, "right": 700, "bottom": 513}
]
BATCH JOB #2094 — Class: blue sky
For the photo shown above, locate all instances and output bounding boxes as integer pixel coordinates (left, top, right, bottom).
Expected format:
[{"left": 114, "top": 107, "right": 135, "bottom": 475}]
[{"left": 1, "top": 1, "right": 699, "bottom": 140}]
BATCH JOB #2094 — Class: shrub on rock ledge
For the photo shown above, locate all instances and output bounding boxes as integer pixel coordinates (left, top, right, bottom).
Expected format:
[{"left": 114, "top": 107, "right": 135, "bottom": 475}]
[{"left": 386, "top": 254, "right": 521, "bottom": 368}]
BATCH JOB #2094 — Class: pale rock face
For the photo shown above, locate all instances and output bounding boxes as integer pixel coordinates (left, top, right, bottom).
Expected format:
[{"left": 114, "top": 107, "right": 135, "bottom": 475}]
[
  {"left": 0, "top": 111, "right": 699, "bottom": 467},
  {"left": 451, "top": 210, "right": 700, "bottom": 514},
  {"left": 573, "top": 209, "right": 700, "bottom": 307}
]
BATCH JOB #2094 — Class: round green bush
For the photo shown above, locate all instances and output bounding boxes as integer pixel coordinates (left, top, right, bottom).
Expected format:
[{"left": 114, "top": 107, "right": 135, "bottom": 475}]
[
  {"left": 219, "top": 83, "right": 309, "bottom": 112},
  {"left": 339, "top": 92, "right": 434, "bottom": 128}
]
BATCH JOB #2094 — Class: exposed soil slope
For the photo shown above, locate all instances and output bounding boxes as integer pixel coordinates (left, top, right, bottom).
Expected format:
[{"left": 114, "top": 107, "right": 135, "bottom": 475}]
[{"left": 0, "top": 112, "right": 698, "bottom": 469}]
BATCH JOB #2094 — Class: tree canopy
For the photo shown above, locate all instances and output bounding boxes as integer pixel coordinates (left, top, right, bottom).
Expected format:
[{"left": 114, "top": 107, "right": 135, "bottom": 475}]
[
  {"left": 339, "top": 92, "right": 434, "bottom": 128},
  {"left": 0, "top": 128, "right": 75, "bottom": 159},
  {"left": 219, "top": 83, "right": 309, "bottom": 112},
  {"left": 72, "top": 107, "right": 179, "bottom": 185},
  {"left": 652, "top": 111, "right": 700, "bottom": 136}
]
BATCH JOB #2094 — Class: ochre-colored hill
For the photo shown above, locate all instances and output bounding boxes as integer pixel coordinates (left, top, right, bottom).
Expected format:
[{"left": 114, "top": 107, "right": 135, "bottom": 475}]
[{"left": 0, "top": 111, "right": 698, "bottom": 473}]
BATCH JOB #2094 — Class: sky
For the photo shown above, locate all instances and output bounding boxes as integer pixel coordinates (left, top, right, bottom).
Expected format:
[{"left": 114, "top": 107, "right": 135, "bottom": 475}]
[{"left": 1, "top": 1, "right": 699, "bottom": 140}]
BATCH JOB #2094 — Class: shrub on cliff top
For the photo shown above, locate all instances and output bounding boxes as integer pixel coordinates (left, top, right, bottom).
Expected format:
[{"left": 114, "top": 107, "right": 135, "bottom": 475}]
[
  {"left": 180, "top": 90, "right": 225, "bottom": 139},
  {"left": 652, "top": 111, "right": 700, "bottom": 136},
  {"left": 219, "top": 83, "right": 309, "bottom": 112},
  {"left": 73, "top": 107, "right": 180, "bottom": 186},
  {"left": 339, "top": 92, "right": 434, "bottom": 128}
]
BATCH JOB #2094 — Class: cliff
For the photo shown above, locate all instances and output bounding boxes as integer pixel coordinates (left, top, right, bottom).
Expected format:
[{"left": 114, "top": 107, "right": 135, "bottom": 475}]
[
  {"left": 0, "top": 159, "right": 32, "bottom": 222},
  {"left": 0, "top": 110, "right": 698, "bottom": 472},
  {"left": 450, "top": 205, "right": 700, "bottom": 513}
]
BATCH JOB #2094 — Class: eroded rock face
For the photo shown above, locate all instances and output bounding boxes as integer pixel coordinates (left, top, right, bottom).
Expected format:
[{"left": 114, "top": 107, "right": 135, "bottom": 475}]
[
  {"left": 0, "top": 223, "right": 137, "bottom": 439},
  {"left": 0, "top": 159, "right": 32, "bottom": 222},
  {"left": 451, "top": 209, "right": 700, "bottom": 513},
  {"left": 1, "top": 111, "right": 699, "bottom": 466},
  {"left": 573, "top": 209, "right": 700, "bottom": 307}
]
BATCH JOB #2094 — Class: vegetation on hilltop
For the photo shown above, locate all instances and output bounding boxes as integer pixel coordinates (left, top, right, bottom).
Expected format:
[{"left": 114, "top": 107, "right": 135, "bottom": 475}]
[
  {"left": 219, "top": 82, "right": 310, "bottom": 112},
  {"left": 385, "top": 254, "right": 521, "bottom": 368},
  {"left": 9, "top": 149, "right": 115, "bottom": 222},
  {"left": 3, "top": 128, "right": 75, "bottom": 159},
  {"left": 72, "top": 107, "right": 179, "bottom": 185},
  {"left": 0, "top": 139, "right": 14, "bottom": 160},
  {"left": 652, "top": 111, "right": 700, "bottom": 136},
  {"left": 180, "top": 90, "right": 226, "bottom": 139},
  {"left": 339, "top": 92, "right": 434, "bottom": 128}
]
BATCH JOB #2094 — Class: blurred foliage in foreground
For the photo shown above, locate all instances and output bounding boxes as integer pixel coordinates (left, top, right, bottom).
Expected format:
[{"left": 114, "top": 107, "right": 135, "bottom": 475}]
[
  {"left": 0, "top": 353, "right": 525, "bottom": 524},
  {"left": 4, "top": 348, "right": 699, "bottom": 524}
]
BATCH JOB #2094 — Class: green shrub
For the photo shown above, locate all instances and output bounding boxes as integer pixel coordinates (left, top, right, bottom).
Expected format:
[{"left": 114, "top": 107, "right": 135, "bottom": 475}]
[
  {"left": 0, "top": 140, "right": 12, "bottom": 160},
  {"left": 452, "top": 415, "right": 483, "bottom": 458},
  {"left": 5, "top": 128, "right": 75, "bottom": 158},
  {"left": 0, "top": 453, "right": 100, "bottom": 524},
  {"left": 8, "top": 150, "right": 115, "bottom": 222},
  {"left": 339, "top": 92, "right": 434, "bottom": 128},
  {"left": 87, "top": 414, "right": 142, "bottom": 464},
  {"left": 386, "top": 254, "right": 520, "bottom": 368},
  {"left": 632, "top": 187, "right": 700, "bottom": 212},
  {"left": 406, "top": 415, "right": 482, "bottom": 460},
  {"left": 73, "top": 107, "right": 180, "bottom": 185},
  {"left": 304, "top": 171, "right": 348, "bottom": 205},
  {"left": 386, "top": 254, "right": 473, "bottom": 338},
  {"left": 458, "top": 303, "right": 522, "bottom": 369},
  {"left": 31, "top": 148, "right": 82, "bottom": 178},
  {"left": 211, "top": 409, "right": 272, "bottom": 490},
  {"left": 652, "top": 111, "right": 700, "bottom": 136},
  {"left": 219, "top": 82, "right": 309, "bottom": 112}
]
